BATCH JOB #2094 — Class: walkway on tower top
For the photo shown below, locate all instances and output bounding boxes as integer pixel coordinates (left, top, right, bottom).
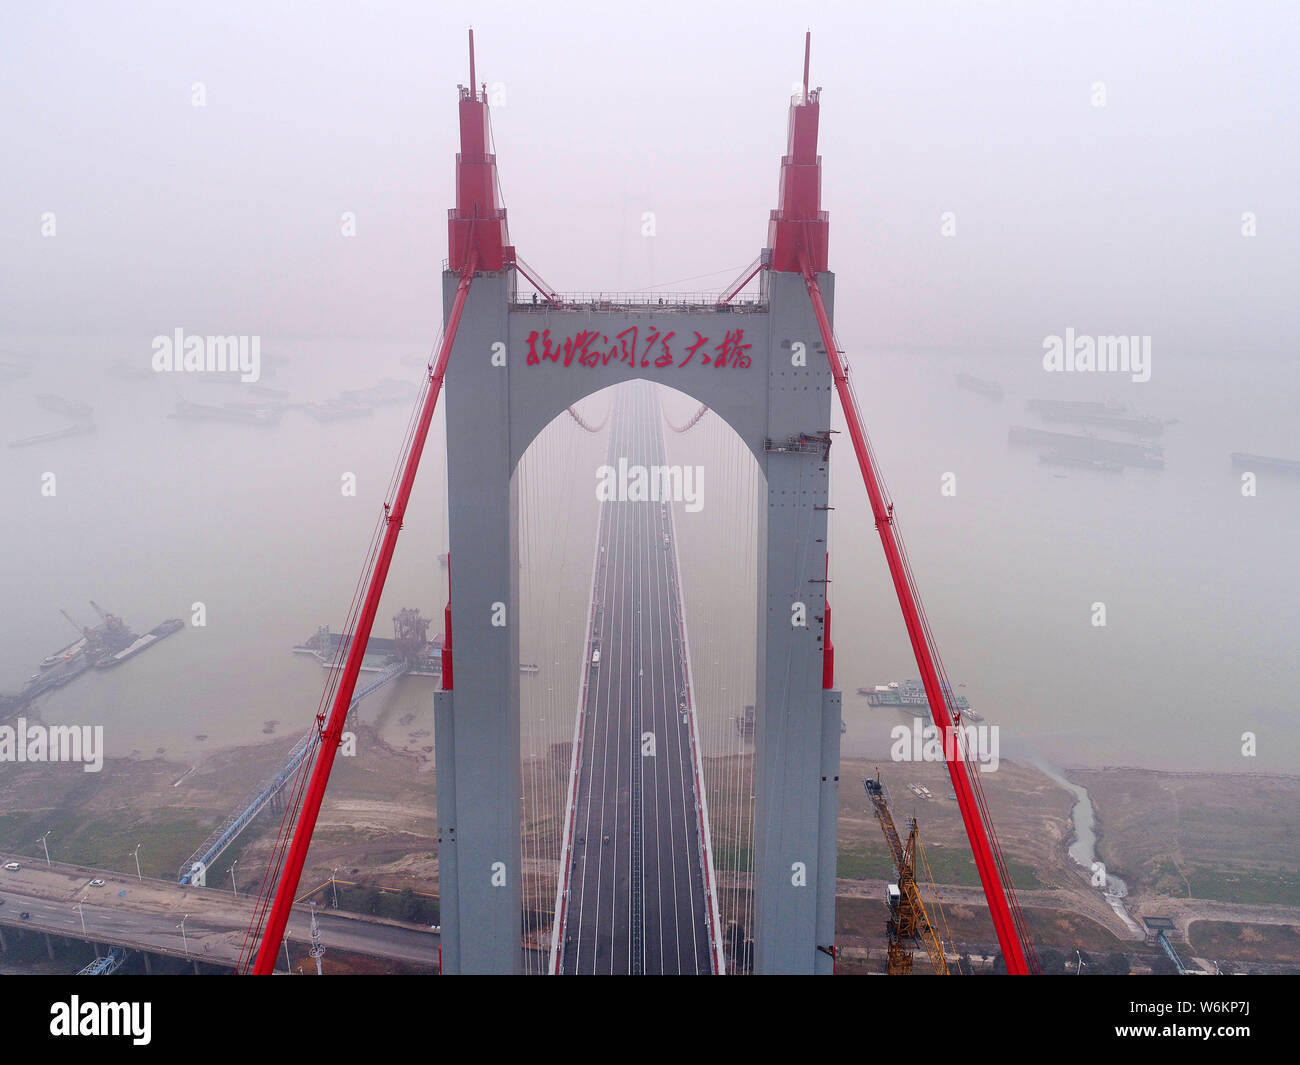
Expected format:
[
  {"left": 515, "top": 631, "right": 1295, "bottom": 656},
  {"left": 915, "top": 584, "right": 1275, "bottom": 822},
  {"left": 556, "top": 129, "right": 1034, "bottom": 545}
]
[{"left": 510, "top": 292, "right": 767, "bottom": 312}]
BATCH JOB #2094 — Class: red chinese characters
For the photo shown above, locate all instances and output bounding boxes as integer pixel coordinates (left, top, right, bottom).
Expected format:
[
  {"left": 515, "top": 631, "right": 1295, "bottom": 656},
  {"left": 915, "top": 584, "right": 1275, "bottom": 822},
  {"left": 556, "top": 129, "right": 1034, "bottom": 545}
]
[
  {"left": 712, "top": 330, "right": 753, "bottom": 369},
  {"left": 524, "top": 328, "right": 753, "bottom": 370}
]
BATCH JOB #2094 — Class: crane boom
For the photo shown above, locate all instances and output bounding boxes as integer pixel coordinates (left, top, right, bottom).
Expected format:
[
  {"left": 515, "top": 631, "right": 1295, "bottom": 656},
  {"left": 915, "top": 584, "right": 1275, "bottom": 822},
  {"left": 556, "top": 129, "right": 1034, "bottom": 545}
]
[{"left": 246, "top": 253, "right": 478, "bottom": 974}]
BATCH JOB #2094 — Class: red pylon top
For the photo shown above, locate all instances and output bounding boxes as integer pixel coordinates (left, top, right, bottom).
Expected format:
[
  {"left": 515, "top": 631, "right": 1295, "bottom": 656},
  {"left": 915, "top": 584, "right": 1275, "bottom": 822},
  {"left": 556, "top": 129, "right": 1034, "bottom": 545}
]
[
  {"left": 768, "top": 31, "right": 829, "bottom": 274},
  {"left": 448, "top": 27, "right": 513, "bottom": 272}
]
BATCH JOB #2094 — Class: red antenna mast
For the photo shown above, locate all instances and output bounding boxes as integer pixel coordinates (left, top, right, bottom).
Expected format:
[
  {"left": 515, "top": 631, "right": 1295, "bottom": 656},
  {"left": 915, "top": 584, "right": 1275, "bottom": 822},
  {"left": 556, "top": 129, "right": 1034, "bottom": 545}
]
[{"left": 802, "top": 28, "right": 810, "bottom": 99}]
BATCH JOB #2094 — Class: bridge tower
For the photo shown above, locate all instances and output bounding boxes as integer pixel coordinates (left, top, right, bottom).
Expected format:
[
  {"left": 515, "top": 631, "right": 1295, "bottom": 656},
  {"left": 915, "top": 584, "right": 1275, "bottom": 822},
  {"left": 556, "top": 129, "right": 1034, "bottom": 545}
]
[{"left": 435, "top": 32, "right": 841, "bottom": 973}]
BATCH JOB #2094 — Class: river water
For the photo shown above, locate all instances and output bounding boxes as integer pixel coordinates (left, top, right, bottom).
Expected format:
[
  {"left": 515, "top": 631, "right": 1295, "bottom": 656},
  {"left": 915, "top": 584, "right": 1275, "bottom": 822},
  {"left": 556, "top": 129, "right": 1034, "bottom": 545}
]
[{"left": 1, "top": 335, "right": 1296, "bottom": 780}]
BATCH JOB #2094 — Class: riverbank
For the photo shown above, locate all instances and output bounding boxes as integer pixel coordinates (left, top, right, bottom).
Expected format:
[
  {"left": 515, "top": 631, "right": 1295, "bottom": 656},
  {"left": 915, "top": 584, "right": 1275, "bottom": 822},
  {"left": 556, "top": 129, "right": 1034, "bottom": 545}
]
[
  {"left": 2, "top": 731, "right": 1298, "bottom": 968},
  {"left": 1068, "top": 765, "right": 1300, "bottom": 908}
]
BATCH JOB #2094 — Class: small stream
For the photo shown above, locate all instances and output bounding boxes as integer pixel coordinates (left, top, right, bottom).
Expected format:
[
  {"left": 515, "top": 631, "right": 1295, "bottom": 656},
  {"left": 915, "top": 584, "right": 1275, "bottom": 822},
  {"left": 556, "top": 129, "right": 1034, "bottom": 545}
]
[{"left": 1028, "top": 755, "right": 1142, "bottom": 936}]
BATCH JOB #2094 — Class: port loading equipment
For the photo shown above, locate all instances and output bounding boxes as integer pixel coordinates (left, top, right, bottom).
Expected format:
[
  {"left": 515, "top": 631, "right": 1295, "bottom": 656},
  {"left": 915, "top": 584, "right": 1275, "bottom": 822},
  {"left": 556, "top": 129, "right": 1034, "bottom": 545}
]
[{"left": 0, "top": 603, "right": 182, "bottom": 712}]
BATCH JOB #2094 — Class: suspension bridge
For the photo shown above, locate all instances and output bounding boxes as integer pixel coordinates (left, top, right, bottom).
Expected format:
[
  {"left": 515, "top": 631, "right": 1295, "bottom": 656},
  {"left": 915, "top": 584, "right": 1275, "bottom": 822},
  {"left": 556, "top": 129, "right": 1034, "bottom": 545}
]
[{"left": 236, "top": 30, "right": 1041, "bottom": 975}]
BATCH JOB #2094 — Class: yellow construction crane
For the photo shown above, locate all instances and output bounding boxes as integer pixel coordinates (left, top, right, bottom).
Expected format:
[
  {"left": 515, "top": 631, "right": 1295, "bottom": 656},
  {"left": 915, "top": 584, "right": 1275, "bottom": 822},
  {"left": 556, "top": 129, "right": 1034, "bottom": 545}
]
[{"left": 864, "top": 771, "right": 955, "bottom": 975}]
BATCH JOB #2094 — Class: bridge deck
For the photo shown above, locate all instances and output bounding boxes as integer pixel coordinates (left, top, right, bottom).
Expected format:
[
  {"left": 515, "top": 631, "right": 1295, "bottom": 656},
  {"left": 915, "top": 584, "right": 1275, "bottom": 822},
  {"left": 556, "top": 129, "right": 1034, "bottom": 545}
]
[
  {"left": 0, "top": 854, "right": 437, "bottom": 971},
  {"left": 559, "top": 383, "right": 713, "bottom": 974}
]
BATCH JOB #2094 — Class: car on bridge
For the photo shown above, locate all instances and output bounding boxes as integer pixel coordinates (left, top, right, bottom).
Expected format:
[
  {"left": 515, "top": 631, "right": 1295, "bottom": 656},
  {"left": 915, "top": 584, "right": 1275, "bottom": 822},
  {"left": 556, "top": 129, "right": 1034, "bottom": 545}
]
[
  {"left": 2, "top": 862, "right": 19, "bottom": 871},
  {"left": 89, "top": 878, "right": 106, "bottom": 887}
]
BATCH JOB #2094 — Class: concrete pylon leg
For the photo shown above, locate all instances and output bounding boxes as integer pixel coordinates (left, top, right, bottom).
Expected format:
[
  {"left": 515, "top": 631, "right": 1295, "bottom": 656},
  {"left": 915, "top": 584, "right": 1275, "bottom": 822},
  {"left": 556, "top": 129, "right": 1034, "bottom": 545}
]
[
  {"left": 435, "top": 270, "right": 522, "bottom": 974},
  {"left": 752, "top": 270, "right": 840, "bottom": 974},
  {"left": 142, "top": 952, "right": 152, "bottom": 974},
  {"left": 45, "top": 933, "right": 56, "bottom": 960},
  {"left": 0, "top": 925, "right": 7, "bottom": 952},
  {"left": 816, "top": 689, "right": 843, "bottom": 973}
]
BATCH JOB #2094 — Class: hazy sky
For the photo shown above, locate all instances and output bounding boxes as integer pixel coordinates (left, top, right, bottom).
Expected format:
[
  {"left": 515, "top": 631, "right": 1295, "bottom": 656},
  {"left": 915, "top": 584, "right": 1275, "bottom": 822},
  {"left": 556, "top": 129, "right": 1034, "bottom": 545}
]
[{"left": 2, "top": 1, "right": 1297, "bottom": 355}]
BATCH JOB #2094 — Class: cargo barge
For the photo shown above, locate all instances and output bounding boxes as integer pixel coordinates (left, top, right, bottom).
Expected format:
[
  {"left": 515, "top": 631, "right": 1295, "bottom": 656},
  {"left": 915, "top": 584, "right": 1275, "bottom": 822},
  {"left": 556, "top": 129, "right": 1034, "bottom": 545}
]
[
  {"left": 294, "top": 629, "right": 442, "bottom": 676},
  {"left": 8, "top": 422, "right": 97, "bottom": 448},
  {"left": 294, "top": 609, "right": 443, "bottom": 677},
  {"left": 195, "top": 378, "right": 290, "bottom": 400},
  {"left": 36, "top": 393, "right": 94, "bottom": 420},
  {"left": 293, "top": 629, "right": 540, "bottom": 677},
  {"left": 339, "top": 378, "right": 420, "bottom": 407},
  {"left": 1037, "top": 412, "right": 1165, "bottom": 436},
  {"left": 302, "top": 398, "right": 374, "bottom": 421},
  {"left": 1039, "top": 450, "right": 1123, "bottom": 473},
  {"left": 1230, "top": 452, "right": 1300, "bottom": 476},
  {"left": 1025, "top": 398, "right": 1126, "bottom": 417},
  {"left": 95, "top": 618, "right": 184, "bottom": 669},
  {"left": 857, "top": 679, "right": 983, "bottom": 722},
  {"left": 9, "top": 656, "right": 96, "bottom": 708},
  {"left": 1009, "top": 425, "right": 1163, "bottom": 469},
  {"left": 956, "top": 372, "right": 1004, "bottom": 399},
  {"left": 2, "top": 604, "right": 183, "bottom": 713},
  {"left": 41, "top": 636, "right": 88, "bottom": 669},
  {"left": 170, "top": 399, "right": 282, "bottom": 426},
  {"left": 105, "top": 360, "right": 153, "bottom": 381}
]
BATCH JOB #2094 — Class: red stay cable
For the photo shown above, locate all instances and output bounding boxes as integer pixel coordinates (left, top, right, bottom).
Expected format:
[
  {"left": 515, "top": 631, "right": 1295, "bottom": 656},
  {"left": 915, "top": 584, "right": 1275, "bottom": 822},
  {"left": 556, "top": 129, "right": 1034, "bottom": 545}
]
[
  {"left": 249, "top": 253, "right": 478, "bottom": 973},
  {"left": 798, "top": 252, "right": 1033, "bottom": 974}
]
